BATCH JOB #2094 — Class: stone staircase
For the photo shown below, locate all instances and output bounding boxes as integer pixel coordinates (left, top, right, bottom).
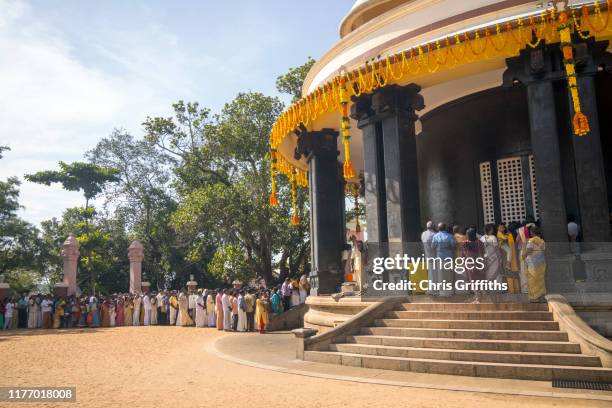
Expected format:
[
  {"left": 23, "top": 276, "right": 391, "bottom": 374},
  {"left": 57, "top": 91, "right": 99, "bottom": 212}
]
[{"left": 304, "top": 302, "right": 612, "bottom": 381}]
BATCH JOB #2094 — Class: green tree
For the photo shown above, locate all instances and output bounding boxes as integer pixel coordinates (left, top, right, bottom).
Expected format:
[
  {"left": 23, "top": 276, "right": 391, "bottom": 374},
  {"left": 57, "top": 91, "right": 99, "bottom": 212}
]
[
  {"left": 0, "top": 148, "right": 44, "bottom": 280},
  {"left": 25, "top": 161, "right": 120, "bottom": 211},
  {"left": 145, "top": 95, "right": 309, "bottom": 284},
  {"left": 275, "top": 57, "right": 315, "bottom": 102},
  {"left": 88, "top": 130, "right": 208, "bottom": 289},
  {"left": 26, "top": 162, "right": 121, "bottom": 292}
]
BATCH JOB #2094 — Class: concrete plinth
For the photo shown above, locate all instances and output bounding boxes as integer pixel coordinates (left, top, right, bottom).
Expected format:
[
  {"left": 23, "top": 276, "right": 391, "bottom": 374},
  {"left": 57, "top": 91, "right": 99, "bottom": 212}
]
[
  {"left": 141, "top": 282, "right": 151, "bottom": 294},
  {"left": 54, "top": 282, "right": 69, "bottom": 297},
  {"left": 0, "top": 282, "right": 11, "bottom": 299},
  {"left": 186, "top": 281, "right": 198, "bottom": 293}
]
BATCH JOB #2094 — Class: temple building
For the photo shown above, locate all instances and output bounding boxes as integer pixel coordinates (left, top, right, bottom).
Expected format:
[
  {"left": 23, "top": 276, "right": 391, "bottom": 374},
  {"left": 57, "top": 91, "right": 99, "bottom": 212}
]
[
  {"left": 270, "top": 0, "right": 612, "bottom": 298},
  {"left": 274, "top": 1, "right": 612, "bottom": 380}
]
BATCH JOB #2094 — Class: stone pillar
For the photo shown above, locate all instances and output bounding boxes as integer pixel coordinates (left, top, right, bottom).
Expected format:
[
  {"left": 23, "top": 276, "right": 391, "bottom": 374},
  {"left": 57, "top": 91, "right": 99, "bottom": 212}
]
[
  {"left": 374, "top": 84, "right": 424, "bottom": 246},
  {"left": 571, "top": 39, "right": 611, "bottom": 242},
  {"left": 128, "top": 240, "right": 144, "bottom": 294},
  {"left": 61, "top": 233, "right": 80, "bottom": 296},
  {"left": 504, "top": 45, "right": 568, "bottom": 244},
  {"left": 296, "top": 128, "right": 345, "bottom": 295},
  {"left": 351, "top": 94, "right": 387, "bottom": 245}
]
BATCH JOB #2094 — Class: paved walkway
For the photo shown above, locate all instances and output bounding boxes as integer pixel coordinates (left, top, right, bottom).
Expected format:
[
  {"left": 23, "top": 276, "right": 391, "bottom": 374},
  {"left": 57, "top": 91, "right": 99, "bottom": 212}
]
[{"left": 212, "top": 330, "right": 612, "bottom": 404}]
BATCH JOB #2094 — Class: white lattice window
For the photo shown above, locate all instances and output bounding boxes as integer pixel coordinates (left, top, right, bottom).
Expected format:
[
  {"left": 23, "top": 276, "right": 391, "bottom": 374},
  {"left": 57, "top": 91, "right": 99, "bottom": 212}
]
[
  {"left": 479, "top": 161, "right": 495, "bottom": 225},
  {"left": 497, "top": 157, "right": 526, "bottom": 224},
  {"left": 529, "top": 155, "right": 539, "bottom": 221}
]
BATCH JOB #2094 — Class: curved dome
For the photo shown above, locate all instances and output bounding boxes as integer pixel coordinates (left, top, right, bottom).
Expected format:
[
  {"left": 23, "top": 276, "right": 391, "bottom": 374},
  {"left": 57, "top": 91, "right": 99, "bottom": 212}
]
[{"left": 339, "top": 0, "right": 413, "bottom": 38}]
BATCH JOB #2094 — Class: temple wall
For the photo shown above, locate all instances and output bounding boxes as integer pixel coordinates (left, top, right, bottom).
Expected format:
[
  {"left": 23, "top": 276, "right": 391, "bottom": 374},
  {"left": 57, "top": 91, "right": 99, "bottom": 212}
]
[{"left": 417, "top": 86, "right": 532, "bottom": 230}]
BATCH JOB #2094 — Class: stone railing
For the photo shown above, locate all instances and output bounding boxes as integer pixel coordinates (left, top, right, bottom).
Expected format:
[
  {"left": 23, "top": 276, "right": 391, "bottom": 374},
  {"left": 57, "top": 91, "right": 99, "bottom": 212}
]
[
  {"left": 292, "top": 297, "right": 405, "bottom": 359},
  {"left": 546, "top": 294, "right": 612, "bottom": 368}
]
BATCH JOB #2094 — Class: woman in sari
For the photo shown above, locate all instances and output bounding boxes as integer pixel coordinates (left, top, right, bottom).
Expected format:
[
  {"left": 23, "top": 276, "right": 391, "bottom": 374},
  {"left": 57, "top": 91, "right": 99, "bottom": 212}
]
[
  {"left": 27, "top": 296, "right": 38, "bottom": 329},
  {"left": 480, "top": 224, "right": 503, "bottom": 285},
  {"left": 78, "top": 298, "right": 87, "bottom": 327},
  {"left": 215, "top": 290, "right": 224, "bottom": 330},
  {"left": 115, "top": 297, "right": 125, "bottom": 326},
  {"left": 149, "top": 294, "right": 158, "bottom": 325},
  {"left": 206, "top": 290, "right": 216, "bottom": 327},
  {"left": 461, "top": 228, "right": 486, "bottom": 303},
  {"left": 522, "top": 225, "right": 547, "bottom": 302},
  {"left": 109, "top": 301, "right": 116, "bottom": 327},
  {"left": 100, "top": 299, "right": 110, "bottom": 327},
  {"left": 195, "top": 290, "right": 206, "bottom": 328},
  {"left": 497, "top": 223, "right": 520, "bottom": 293},
  {"left": 124, "top": 296, "right": 133, "bottom": 326},
  {"left": 52, "top": 299, "right": 63, "bottom": 329},
  {"left": 270, "top": 288, "right": 281, "bottom": 314},
  {"left": 516, "top": 217, "right": 536, "bottom": 294},
  {"left": 177, "top": 290, "right": 194, "bottom": 326},
  {"left": 290, "top": 279, "right": 300, "bottom": 308},
  {"left": 255, "top": 291, "right": 270, "bottom": 334}
]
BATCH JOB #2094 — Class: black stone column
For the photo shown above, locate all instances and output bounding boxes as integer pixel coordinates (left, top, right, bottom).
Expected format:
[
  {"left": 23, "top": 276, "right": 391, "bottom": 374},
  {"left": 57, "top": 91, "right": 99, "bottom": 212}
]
[
  {"left": 351, "top": 94, "right": 387, "bottom": 245},
  {"left": 373, "top": 84, "right": 424, "bottom": 248},
  {"left": 571, "top": 40, "right": 611, "bottom": 242},
  {"left": 296, "top": 128, "right": 344, "bottom": 295},
  {"left": 504, "top": 45, "right": 568, "bottom": 244}
]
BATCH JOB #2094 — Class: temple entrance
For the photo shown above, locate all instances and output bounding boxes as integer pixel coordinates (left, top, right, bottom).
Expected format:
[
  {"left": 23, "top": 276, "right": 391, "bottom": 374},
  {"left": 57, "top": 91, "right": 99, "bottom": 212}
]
[{"left": 479, "top": 155, "right": 539, "bottom": 225}]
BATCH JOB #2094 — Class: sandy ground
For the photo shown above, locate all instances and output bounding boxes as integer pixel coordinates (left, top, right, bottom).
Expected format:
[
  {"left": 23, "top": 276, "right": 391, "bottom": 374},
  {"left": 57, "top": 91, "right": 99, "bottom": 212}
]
[{"left": 0, "top": 326, "right": 609, "bottom": 408}]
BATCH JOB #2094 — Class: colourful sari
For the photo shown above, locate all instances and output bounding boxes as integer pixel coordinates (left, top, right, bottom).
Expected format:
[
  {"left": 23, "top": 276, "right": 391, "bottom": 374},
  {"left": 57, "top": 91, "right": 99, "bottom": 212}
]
[
  {"left": 497, "top": 231, "right": 520, "bottom": 293},
  {"left": 525, "top": 236, "right": 546, "bottom": 301}
]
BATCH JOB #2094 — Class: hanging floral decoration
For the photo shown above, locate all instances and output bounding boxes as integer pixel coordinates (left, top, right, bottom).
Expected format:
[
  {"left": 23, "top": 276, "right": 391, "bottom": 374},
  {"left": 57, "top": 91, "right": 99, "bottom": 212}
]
[
  {"left": 558, "top": 7, "right": 590, "bottom": 136},
  {"left": 269, "top": 148, "right": 278, "bottom": 206},
  {"left": 290, "top": 171, "right": 299, "bottom": 225},
  {"left": 268, "top": 2, "right": 610, "bottom": 221},
  {"left": 339, "top": 75, "right": 355, "bottom": 180}
]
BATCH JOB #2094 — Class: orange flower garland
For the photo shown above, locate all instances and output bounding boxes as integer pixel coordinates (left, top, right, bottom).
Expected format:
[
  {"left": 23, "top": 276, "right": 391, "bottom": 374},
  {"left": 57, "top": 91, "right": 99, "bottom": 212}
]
[
  {"left": 339, "top": 75, "right": 355, "bottom": 180},
  {"left": 558, "top": 9, "right": 590, "bottom": 136},
  {"left": 269, "top": 148, "right": 278, "bottom": 207}
]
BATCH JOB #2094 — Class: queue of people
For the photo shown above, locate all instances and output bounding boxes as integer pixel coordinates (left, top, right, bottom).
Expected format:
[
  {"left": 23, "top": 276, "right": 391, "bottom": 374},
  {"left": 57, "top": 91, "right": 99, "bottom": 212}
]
[
  {"left": 0, "top": 282, "right": 309, "bottom": 333},
  {"left": 422, "top": 217, "right": 547, "bottom": 303}
]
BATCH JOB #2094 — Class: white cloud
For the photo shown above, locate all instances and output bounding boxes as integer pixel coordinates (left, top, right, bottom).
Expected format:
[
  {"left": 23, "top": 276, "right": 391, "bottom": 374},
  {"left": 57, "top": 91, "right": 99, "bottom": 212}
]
[{"left": 0, "top": 0, "right": 200, "bottom": 226}]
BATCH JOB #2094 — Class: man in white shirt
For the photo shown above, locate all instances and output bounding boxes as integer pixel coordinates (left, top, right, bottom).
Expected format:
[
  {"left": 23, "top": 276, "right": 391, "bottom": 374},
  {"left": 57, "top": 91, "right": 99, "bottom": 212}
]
[
  {"left": 188, "top": 290, "right": 198, "bottom": 321},
  {"left": 3, "top": 298, "right": 14, "bottom": 329},
  {"left": 41, "top": 296, "right": 53, "bottom": 329}
]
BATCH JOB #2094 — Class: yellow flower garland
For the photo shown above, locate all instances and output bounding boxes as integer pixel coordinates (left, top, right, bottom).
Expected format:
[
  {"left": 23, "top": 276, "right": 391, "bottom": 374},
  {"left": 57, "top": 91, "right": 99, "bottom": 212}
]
[{"left": 270, "top": 2, "right": 610, "bottom": 224}]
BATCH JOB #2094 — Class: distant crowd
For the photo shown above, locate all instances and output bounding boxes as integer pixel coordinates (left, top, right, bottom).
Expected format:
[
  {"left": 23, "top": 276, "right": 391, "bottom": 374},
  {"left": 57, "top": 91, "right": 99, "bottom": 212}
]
[{"left": 0, "top": 274, "right": 311, "bottom": 333}]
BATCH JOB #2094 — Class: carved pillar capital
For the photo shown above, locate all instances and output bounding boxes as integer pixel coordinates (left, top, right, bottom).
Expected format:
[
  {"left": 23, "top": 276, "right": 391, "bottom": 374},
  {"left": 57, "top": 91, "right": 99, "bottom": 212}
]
[{"left": 294, "top": 127, "right": 339, "bottom": 161}]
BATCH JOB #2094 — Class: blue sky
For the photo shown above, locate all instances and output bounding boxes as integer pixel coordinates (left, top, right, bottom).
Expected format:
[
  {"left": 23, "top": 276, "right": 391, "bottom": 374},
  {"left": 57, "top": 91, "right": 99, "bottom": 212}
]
[{"left": 0, "top": 0, "right": 354, "bottom": 226}]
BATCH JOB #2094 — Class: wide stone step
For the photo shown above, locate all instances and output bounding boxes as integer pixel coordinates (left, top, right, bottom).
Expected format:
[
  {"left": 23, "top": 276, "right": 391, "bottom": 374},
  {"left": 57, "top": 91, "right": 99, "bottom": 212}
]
[
  {"left": 374, "top": 319, "right": 559, "bottom": 331},
  {"left": 386, "top": 310, "right": 554, "bottom": 321},
  {"left": 396, "top": 303, "right": 549, "bottom": 311},
  {"left": 329, "top": 343, "right": 601, "bottom": 367},
  {"left": 345, "top": 335, "right": 582, "bottom": 353},
  {"left": 304, "top": 351, "right": 612, "bottom": 381},
  {"left": 362, "top": 326, "right": 569, "bottom": 341}
]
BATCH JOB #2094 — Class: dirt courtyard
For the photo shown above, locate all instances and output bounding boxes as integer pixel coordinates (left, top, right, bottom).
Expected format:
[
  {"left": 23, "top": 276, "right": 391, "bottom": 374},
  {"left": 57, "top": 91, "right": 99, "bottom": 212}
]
[{"left": 0, "top": 326, "right": 609, "bottom": 408}]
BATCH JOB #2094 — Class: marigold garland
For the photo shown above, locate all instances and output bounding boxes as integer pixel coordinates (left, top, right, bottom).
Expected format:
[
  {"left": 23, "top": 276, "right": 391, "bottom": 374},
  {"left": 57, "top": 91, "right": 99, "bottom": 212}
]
[
  {"left": 290, "top": 173, "right": 299, "bottom": 225},
  {"left": 558, "top": 9, "right": 590, "bottom": 136},
  {"left": 270, "top": 2, "right": 609, "bottom": 222},
  {"left": 339, "top": 75, "right": 355, "bottom": 180},
  {"left": 269, "top": 148, "right": 278, "bottom": 207}
]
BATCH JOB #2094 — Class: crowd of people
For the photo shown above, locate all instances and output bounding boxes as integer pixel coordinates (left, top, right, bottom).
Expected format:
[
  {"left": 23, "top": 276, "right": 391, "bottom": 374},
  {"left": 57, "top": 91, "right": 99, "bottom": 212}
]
[
  {"left": 421, "top": 216, "right": 547, "bottom": 302},
  {"left": 0, "top": 275, "right": 311, "bottom": 333}
]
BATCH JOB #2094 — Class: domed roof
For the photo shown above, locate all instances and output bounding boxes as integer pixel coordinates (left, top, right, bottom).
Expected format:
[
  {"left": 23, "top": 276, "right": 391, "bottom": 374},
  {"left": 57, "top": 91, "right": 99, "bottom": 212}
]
[{"left": 339, "top": 0, "right": 412, "bottom": 38}]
